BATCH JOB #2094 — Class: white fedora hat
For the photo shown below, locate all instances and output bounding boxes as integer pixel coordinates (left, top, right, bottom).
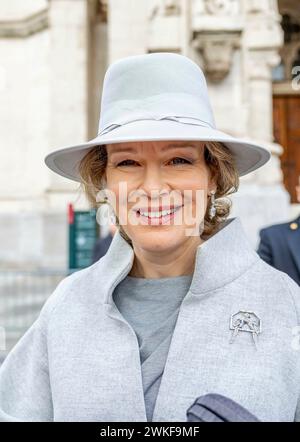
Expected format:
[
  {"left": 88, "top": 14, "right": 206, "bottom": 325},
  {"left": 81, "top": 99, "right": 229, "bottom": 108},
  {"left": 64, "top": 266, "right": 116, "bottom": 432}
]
[{"left": 44, "top": 52, "right": 271, "bottom": 182}]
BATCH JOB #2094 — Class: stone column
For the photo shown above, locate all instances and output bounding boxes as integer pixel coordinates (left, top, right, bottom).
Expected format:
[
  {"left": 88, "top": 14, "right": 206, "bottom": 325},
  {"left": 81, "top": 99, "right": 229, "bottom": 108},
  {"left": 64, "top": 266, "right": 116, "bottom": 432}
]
[
  {"left": 47, "top": 0, "right": 90, "bottom": 197},
  {"left": 0, "top": 0, "right": 50, "bottom": 269},
  {"left": 244, "top": 0, "right": 283, "bottom": 143}
]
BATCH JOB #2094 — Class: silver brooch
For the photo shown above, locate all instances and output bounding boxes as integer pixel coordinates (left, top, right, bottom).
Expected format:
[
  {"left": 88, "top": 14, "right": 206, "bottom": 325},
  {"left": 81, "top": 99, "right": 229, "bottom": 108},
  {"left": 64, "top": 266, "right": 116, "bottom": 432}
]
[{"left": 229, "top": 310, "right": 262, "bottom": 350}]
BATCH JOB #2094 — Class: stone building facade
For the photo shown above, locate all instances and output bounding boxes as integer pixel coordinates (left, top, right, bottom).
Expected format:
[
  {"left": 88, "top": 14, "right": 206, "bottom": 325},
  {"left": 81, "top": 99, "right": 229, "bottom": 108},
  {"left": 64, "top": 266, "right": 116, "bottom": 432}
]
[{"left": 0, "top": 0, "right": 299, "bottom": 270}]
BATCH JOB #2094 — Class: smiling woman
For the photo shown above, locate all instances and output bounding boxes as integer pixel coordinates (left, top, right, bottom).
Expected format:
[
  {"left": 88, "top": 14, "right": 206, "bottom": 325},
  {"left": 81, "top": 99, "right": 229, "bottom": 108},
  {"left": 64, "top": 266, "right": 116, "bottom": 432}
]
[
  {"left": 78, "top": 139, "right": 239, "bottom": 247},
  {"left": 2, "top": 52, "right": 300, "bottom": 423}
]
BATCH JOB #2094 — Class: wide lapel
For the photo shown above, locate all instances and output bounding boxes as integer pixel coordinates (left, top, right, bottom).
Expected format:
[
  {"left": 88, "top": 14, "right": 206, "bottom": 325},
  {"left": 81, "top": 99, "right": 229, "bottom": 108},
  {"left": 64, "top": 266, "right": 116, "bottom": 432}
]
[
  {"left": 283, "top": 215, "right": 300, "bottom": 276},
  {"left": 93, "top": 231, "right": 148, "bottom": 421}
]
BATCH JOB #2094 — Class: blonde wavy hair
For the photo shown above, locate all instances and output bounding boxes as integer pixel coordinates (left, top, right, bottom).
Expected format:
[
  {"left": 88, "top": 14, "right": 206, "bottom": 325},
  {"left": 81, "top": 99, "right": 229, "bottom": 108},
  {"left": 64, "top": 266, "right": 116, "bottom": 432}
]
[{"left": 78, "top": 142, "right": 239, "bottom": 245}]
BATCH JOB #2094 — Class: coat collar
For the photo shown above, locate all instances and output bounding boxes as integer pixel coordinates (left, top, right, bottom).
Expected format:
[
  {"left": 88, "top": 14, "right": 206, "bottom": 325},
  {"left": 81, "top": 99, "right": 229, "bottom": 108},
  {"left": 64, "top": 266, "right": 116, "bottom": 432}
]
[{"left": 97, "top": 216, "right": 259, "bottom": 306}]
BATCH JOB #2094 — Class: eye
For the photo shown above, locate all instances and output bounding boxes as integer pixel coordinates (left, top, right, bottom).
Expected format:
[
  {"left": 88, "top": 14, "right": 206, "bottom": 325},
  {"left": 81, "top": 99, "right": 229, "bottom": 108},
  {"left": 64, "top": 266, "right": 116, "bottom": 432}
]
[
  {"left": 116, "top": 159, "right": 138, "bottom": 167},
  {"left": 116, "top": 157, "right": 193, "bottom": 167},
  {"left": 169, "top": 157, "right": 193, "bottom": 165}
]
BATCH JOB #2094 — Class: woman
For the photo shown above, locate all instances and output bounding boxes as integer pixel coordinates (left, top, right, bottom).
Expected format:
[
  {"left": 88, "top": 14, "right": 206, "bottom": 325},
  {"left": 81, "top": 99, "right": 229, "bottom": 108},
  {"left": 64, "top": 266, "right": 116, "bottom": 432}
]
[{"left": 1, "top": 53, "right": 300, "bottom": 422}]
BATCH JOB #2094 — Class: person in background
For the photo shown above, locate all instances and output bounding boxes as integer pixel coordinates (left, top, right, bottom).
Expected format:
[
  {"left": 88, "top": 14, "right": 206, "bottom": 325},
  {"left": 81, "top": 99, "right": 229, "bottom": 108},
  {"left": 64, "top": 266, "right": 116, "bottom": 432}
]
[
  {"left": 257, "top": 176, "right": 300, "bottom": 286},
  {"left": 91, "top": 222, "right": 117, "bottom": 264}
]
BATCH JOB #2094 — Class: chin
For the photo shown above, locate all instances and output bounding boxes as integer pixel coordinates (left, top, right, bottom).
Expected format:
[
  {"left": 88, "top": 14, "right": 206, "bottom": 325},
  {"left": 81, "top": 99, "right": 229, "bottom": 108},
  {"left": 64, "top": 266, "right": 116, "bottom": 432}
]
[{"left": 130, "top": 228, "right": 185, "bottom": 251}]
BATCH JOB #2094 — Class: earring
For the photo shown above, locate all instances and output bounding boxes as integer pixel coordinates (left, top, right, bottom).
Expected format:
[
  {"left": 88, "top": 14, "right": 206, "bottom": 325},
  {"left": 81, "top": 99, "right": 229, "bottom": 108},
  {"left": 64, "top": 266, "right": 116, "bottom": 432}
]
[
  {"left": 208, "top": 190, "right": 216, "bottom": 220},
  {"left": 109, "top": 208, "right": 117, "bottom": 224},
  {"left": 96, "top": 195, "right": 116, "bottom": 226}
]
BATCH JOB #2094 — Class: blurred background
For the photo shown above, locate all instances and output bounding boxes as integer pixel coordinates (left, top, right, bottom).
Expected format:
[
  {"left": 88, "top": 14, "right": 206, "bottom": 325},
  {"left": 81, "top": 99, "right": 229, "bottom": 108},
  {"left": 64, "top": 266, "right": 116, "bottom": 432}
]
[{"left": 0, "top": 0, "right": 299, "bottom": 362}]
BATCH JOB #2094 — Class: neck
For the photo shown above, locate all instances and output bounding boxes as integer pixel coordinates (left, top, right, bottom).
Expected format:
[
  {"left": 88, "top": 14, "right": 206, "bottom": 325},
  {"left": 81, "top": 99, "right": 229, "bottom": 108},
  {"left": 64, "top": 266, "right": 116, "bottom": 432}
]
[{"left": 128, "top": 236, "right": 204, "bottom": 279}]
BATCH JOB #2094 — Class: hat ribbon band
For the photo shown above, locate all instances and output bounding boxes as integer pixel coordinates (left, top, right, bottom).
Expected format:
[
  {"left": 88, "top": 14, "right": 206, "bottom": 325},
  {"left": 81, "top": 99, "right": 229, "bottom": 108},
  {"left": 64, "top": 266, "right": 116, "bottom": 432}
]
[{"left": 98, "top": 115, "right": 214, "bottom": 136}]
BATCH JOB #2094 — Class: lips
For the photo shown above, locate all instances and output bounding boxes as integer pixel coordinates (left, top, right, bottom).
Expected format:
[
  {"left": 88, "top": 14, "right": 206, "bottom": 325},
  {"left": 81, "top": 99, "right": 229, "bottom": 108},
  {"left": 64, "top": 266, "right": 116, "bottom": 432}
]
[
  {"left": 134, "top": 205, "right": 183, "bottom": 225},
  {"left": 135, "top": 205, "right": 182, "bottom": 214}
]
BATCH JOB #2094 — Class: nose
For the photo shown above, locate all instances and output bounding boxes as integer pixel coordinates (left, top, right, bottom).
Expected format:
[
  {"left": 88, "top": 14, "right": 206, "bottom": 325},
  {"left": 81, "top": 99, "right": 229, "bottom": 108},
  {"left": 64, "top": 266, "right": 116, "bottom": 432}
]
[{"left": 140, "top": 163, "right": 170, "bottom": 198}]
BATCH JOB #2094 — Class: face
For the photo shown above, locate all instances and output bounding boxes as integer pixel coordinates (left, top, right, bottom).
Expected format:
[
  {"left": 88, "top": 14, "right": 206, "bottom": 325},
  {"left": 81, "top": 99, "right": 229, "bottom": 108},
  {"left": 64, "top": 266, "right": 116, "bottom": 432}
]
[{"left": 104, "top": 140, "right": 216, "bottom": 254}]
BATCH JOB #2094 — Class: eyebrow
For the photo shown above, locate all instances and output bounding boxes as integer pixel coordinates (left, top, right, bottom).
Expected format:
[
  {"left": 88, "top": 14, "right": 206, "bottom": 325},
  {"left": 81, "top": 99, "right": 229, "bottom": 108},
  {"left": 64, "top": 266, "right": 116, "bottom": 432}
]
[{"left": 109, "top": 143, "right": 198, "bottom": 155}]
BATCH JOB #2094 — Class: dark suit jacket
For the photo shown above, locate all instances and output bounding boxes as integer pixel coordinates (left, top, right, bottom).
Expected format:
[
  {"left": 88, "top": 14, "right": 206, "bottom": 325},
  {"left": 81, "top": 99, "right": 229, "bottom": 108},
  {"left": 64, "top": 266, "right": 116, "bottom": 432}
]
[
  {"left": 91, "top": 233, "right": 113, "bottom": 264},
  {"left": 257, "top": 214, "right": 300, "bottom": 286}
]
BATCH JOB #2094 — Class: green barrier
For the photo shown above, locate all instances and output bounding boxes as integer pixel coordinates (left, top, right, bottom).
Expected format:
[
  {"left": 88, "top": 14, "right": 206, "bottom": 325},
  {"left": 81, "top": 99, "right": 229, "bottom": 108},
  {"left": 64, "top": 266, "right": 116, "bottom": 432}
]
[{"left": 68, "top": 204, "right": 98, "bottom": 270}]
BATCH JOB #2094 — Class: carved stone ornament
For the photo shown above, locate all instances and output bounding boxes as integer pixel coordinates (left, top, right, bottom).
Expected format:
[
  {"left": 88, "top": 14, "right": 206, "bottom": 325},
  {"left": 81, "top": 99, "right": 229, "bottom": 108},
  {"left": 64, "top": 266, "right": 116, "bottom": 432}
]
[
  {"left": 192, "top": 32, "right": 241, "bottom": 82},
  {"left": 0, "top": 8, "right": 48, "bottom": 38},
  {"left": 204, "top": 0, "right": 239, "bottom": 15},
  {"left": 149, "top": 0, "right": 181, "bottom": 20},
  {"left": 97, "top": 0, "right": 108, "bottom": 23}
]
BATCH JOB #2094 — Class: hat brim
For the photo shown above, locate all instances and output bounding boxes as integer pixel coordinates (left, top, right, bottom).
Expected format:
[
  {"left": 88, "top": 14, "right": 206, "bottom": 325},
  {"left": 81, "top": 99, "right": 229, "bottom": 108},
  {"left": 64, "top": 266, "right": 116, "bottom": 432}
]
[{"left": 44, "top": 120, "right": 271, "bottom": 182}]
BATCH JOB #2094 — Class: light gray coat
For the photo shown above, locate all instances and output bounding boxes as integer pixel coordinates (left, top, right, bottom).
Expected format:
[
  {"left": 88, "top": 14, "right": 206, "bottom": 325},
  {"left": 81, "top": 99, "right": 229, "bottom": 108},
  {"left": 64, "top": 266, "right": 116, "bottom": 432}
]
[{"left": 1, "top": 216, "right": 300, "bottom": 422}]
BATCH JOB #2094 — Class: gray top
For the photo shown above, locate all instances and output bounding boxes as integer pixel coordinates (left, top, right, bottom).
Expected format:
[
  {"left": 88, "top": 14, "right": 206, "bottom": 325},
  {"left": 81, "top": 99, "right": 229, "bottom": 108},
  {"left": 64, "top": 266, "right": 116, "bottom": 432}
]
[{"left": 113, "top": 274, "right": 193, "bottom": 422}]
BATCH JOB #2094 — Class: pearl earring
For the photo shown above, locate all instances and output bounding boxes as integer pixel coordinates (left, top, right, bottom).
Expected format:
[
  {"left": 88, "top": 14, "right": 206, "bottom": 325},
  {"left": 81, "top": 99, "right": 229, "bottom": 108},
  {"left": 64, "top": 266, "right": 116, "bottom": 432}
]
[{"left": 208, "top": 190, "right": 216, "bottom": 220}]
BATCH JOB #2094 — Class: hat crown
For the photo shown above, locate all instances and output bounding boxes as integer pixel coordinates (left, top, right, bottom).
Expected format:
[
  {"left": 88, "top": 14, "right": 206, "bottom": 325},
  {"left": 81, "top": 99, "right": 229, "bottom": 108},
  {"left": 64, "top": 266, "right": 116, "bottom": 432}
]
[{"left": 98, "top": 52, "right": 216, "bottom": 135}]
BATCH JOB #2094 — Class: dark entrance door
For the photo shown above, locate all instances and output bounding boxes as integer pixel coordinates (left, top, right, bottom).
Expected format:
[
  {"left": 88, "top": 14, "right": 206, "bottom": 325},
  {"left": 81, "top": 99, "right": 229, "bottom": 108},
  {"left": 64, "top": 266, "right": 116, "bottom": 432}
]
[{"left": 273, "top": 95, "right": 300, "bottom": 203}]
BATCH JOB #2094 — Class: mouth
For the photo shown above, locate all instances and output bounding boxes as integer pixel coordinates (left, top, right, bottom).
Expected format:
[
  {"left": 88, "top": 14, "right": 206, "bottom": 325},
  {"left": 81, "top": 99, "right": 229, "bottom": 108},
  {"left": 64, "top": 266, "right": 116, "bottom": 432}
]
[{"left": 134, "top": 205, "right": 183, "bottom": 226}]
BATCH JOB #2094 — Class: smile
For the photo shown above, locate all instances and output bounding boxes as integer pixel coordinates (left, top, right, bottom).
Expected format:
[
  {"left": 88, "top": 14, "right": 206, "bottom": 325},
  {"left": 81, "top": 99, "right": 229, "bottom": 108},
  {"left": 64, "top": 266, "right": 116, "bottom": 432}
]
[{"left": 135, "top": 205, "right": 183, "bottom": 225}]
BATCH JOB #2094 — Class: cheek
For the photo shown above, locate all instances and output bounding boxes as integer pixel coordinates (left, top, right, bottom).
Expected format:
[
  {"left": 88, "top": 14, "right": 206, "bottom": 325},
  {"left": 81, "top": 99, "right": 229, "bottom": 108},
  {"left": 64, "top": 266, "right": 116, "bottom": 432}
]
[
  {"left": 179, "top": 175, "right": 209, "bottom": 205},
  {"left": 106, "top": 182, "right": 136, "bottom": 218},
  {"left": 179, "top": 182, "right": 209, "bottom": 227},
  {"left": 175, "top": 164, "right": 209, "bottom": 185}
]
